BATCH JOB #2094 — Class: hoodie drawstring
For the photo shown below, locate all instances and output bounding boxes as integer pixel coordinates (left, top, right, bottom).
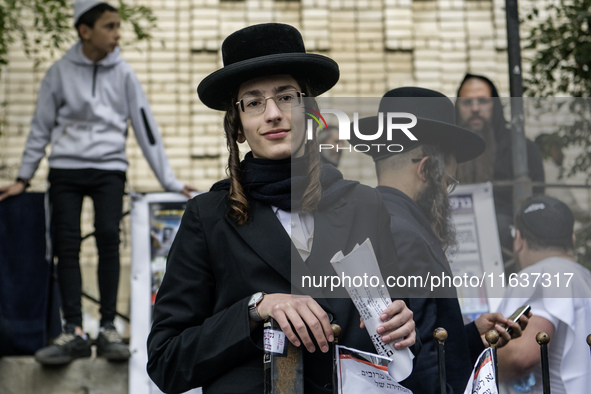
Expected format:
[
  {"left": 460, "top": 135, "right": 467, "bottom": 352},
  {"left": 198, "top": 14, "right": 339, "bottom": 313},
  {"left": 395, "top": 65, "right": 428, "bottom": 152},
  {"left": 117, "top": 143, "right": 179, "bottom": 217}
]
[{"left": 92, "top": 64, "right": 98, "bottom": 97}]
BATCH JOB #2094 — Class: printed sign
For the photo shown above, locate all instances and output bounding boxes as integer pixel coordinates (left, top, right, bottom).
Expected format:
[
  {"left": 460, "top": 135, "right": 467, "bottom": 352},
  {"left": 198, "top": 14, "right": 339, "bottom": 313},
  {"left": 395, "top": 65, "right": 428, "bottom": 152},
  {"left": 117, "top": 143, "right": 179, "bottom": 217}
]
[
  {"left": 264, "top": 328, "right": 288, "bottom": 356},
  {"left": 336, "top": 345, "right": 413, "bottom": 394}
]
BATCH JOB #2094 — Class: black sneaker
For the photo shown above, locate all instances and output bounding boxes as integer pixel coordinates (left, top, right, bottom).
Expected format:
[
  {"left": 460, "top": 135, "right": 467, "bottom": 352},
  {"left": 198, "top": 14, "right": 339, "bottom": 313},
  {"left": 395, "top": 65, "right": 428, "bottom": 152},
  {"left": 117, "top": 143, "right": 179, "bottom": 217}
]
[
  {"left": 95, "top": 322, "right": 131, "bottom": 361},
  {"left": 35, "top": 326, "right": 91, "bottom": 365}
]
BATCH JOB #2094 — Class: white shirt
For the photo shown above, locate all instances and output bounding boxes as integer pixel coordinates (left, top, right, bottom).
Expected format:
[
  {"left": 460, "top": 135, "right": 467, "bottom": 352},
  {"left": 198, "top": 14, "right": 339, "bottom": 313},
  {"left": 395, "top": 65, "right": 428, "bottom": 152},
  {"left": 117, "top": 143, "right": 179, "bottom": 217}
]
[
  {"left": 273, "top": 207, "right": 314, "bottom": 261},
  {"left": 497, "top": 257, "right": 591, "bottom": 394}
]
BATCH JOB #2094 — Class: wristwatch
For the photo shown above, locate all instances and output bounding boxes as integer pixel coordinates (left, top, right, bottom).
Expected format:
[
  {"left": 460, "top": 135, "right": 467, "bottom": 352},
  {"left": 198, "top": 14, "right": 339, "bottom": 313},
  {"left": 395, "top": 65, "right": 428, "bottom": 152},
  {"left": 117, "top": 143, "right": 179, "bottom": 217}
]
[{"left": 248, "top": 292, "right": 266, "bottom": 322}]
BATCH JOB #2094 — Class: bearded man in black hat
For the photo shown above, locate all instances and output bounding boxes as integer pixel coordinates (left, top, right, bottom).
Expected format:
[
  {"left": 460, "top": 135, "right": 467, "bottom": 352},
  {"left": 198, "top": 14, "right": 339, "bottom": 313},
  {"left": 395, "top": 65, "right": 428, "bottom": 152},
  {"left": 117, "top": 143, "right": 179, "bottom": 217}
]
[
  {"left": 455, "top": 74, "right": 545, "bottom": 265},
  {"left": 350, "top": 87, "right": 528, "bottom": 393}
]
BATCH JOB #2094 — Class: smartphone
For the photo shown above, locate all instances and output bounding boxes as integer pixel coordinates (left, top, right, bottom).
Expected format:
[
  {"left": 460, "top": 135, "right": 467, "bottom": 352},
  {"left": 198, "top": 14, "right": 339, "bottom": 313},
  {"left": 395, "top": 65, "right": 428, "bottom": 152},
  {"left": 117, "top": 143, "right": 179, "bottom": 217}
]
[{"left": 506, "top": 305, "right": 531, "bottom": 334}]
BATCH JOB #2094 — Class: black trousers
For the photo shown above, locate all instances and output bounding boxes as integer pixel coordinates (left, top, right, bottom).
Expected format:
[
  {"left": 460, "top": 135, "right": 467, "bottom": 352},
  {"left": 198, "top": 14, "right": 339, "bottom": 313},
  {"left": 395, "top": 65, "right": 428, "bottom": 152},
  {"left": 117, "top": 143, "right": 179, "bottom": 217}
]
[{"left": 48, "top": 168, "right": 125, "bottom": 328}]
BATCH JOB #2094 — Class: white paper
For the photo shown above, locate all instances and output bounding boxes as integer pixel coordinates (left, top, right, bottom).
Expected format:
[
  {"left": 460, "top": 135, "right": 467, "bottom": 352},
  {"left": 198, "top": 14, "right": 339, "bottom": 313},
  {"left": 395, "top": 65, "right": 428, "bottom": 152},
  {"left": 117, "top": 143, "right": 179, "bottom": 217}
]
[
  {"left": 463, "top": 347, "right": 498, "bottom": 394},
  {"left": 264, "top": 328, "right": 287, "bottom": 355},
  {"left": 336, "top": 345, "right": 413, "bottom": 393},
  {"left": 330, "top": 238, "right": 414, "bottom": 382}
]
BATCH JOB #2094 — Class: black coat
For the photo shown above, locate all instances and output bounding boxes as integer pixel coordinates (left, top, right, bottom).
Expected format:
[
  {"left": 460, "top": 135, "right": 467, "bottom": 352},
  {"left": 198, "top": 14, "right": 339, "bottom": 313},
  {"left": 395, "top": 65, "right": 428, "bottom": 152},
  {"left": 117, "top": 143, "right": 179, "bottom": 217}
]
[
  {"left": 147, "top": 185, "right": 401, "bottom": 393},
  {"left": 378, "top": 187, "right": 484, "bottom": 394},
  {"left": 493, "top": 135, "right": 545, "bottom": 218}
]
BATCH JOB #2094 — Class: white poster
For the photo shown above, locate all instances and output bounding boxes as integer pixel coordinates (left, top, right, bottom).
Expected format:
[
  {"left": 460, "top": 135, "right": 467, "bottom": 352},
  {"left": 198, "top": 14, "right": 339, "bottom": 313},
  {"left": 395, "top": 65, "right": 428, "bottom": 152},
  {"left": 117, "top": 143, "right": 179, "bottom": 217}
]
[
  {"left": 463, "top": 348, "right": 498, "bottom": 394},
  {"left": 128, "top": 192, "right": 201, "bottom": 394},
  {"left": 447, "top": 183, "right": 505, "bottom": 320},
  {"left": 336, "top": 345, "right": 413, "bottom": 393}
]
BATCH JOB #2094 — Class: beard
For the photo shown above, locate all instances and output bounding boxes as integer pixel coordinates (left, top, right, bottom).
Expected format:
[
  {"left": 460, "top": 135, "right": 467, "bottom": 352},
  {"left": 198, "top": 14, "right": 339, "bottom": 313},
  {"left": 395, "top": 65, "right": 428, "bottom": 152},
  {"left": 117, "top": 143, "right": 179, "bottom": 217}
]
[
  {"left": 456, "top": 117, "right": 497, "bottom": 184},
  {"left": 415, "top": 175, "right": 457, "bottom": 252}
]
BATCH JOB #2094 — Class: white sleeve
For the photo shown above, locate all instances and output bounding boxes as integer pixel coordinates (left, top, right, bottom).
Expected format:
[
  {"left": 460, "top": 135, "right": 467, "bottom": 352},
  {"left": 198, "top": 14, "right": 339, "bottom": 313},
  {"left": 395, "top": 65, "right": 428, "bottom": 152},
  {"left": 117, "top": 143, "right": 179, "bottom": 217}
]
[{"left": 525, "top": 298, "right": 559, "bottom": 328}]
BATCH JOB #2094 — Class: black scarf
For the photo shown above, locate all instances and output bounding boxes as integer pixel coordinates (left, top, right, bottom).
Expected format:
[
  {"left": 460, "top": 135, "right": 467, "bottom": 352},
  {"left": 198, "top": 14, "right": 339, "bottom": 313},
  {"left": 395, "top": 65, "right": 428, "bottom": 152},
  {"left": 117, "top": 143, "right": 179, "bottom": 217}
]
[{"left": 210, "top": 152, "right": 358, "bottom": 211}]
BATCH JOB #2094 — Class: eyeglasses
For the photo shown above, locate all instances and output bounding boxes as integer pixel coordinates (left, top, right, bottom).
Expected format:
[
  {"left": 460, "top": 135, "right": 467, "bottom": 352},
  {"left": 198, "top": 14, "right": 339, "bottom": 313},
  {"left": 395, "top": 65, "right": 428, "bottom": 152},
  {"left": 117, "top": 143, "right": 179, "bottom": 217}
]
[
  {"left": 236, "top": 90, "right": 305, "bottom": 114},
  {"left": 509, "top": 224, "right": 517, "bottom": 239},
  {"left": 444, "top": 172, "right": 459, "bottom": 194},
  {"left": 457, "top": 97, "right": 493, "bottom": 108},
  {"left": 411, "top": 157, "right": 460, "bottom": 194}
]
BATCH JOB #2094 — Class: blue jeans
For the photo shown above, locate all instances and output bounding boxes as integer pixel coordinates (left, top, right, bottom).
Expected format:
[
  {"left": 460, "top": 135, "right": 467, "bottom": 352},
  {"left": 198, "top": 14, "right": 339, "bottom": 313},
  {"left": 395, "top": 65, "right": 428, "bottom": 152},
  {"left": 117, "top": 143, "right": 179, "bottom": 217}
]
[{"left": 48, "top": 168, "right": 125, "bottom": 328}]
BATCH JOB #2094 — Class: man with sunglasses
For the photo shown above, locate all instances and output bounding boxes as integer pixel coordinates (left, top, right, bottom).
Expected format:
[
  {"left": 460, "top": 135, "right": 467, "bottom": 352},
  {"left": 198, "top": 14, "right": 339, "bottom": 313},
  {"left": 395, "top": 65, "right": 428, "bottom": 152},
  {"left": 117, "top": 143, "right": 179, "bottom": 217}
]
[{"left": 350, "top": 87, "right": 527, "bottom": 393}]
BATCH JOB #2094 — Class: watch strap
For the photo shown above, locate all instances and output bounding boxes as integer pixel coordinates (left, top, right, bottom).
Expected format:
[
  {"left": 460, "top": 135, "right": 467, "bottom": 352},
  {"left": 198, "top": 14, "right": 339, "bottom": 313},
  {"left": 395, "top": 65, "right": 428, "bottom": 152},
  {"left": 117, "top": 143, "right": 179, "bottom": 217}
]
[{"left": 249, "top": 304, "right": 264, "bottom": 322}]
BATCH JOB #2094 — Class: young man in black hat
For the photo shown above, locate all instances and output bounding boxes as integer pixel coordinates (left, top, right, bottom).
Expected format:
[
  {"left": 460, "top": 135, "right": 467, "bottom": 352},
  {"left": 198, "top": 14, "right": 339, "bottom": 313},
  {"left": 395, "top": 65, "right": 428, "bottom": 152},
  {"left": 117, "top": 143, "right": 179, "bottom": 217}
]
[
  {"left": 350, "top": 87, "right": 528, "bottom": 393},
  {"left": 147, "top": 24, "right": 416, "bottom": 393},
  {"left": 496, "top": 195, "right": 591, "bottom": 394}
]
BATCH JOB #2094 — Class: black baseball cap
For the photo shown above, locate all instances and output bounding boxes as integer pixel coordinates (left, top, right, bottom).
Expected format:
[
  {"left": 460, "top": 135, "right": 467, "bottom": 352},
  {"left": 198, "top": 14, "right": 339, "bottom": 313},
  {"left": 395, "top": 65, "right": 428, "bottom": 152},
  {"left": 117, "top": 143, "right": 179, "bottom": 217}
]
[{"left": 517, "top": 196, "right": 574, "bottom": 239}]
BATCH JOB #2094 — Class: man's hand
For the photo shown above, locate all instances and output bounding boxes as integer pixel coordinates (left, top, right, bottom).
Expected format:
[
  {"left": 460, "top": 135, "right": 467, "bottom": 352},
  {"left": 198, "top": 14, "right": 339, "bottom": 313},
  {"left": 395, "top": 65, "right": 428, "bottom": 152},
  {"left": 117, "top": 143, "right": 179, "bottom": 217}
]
[
  {"left": 475, "top": 311, "right": 531, "bottom": 348},
  {"left": 0, "top": 182, "right": 26, "bottom": 202},
  {"left": 256, "top": 293, "right": 334, "bottom": 353},
  {"left": 360, "top": 299, "right": 416, "bottom": 349}
]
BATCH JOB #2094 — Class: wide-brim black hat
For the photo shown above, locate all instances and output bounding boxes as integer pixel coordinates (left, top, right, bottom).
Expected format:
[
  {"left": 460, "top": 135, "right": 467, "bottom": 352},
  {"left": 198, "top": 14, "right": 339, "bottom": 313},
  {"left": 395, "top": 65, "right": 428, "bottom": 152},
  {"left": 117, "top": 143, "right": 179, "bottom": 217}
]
[
  {"left": 350, "top": 87, "right": 485, "bottom": 163},
  {"left": 197, "top": 23, "right": 340, "bottom": 111}
]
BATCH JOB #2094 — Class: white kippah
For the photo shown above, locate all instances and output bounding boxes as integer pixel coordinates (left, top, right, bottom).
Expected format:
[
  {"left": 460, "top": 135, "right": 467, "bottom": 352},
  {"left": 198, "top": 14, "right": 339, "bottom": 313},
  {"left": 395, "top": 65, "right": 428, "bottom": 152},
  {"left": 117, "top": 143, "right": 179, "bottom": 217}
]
[{"left": 73, "top": 0, "right": 107, "bottom": 25}]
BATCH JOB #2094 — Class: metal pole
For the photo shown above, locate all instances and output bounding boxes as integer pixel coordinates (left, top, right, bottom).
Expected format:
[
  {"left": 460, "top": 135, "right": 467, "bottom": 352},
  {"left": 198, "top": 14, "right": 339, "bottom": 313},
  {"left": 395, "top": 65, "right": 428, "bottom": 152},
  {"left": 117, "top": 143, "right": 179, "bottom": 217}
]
[
  {"left": 505, "top": 0, "right": 532, "bottom": 216},
  {"left": 332, "top": 324, "right": 341, "bottom": 394},
  {"left": 536, "top": 331, "right": 552, "bottom": 394},
  {"left": 434, "top": 328, "right": 448, "bottom": 394},
  {"left": 485, "top": 330, "right": 500, "bottom": 391}
]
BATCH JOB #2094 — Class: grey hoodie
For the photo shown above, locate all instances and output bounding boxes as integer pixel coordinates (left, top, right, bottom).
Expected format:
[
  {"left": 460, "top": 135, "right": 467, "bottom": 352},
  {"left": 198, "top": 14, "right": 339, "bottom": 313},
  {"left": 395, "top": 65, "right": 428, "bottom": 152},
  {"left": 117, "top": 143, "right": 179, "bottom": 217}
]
[{"left": 18, "top": 41, "right": 183, "bottom": 192}]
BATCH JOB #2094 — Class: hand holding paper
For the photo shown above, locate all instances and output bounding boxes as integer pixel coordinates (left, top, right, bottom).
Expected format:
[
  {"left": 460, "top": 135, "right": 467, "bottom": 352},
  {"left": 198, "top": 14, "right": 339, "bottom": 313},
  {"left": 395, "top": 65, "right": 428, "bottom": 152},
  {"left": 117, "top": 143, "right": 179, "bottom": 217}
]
[
  {"left": 330, "top": 239, "right": 414, "bottom": 382},
  {"left": 366, "top": 300, "right": 415, "bottom": 345}
]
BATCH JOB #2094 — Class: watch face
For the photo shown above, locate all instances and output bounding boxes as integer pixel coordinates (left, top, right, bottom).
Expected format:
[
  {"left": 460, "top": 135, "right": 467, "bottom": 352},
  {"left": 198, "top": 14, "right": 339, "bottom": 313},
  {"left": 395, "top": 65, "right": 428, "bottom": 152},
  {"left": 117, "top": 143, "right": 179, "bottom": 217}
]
[{"left": 249, "top": 292, "right": 263, "bottom": 306}]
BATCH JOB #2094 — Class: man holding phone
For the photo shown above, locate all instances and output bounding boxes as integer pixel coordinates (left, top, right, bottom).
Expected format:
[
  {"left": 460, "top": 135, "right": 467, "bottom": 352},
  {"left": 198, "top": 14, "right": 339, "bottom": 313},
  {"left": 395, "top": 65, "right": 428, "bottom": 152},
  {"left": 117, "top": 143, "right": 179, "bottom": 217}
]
[
  {"left": 497, "top": 196, "right": 591, "bottom": 393},
  {"left": 350, "top": 87, "right": 528, "bottom": 393},
  {"left": 505, "top": 305, "right": 531, "bottom": 335}
]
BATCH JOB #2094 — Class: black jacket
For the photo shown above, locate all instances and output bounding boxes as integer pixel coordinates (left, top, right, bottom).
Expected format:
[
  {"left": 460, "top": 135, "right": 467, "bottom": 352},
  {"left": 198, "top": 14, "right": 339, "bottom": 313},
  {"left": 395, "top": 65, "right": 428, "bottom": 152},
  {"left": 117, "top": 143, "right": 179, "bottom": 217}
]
[
  {"left": 455, "top": 74, "right": 545, "bottom": 218},
  {"left": 147, "top": 184, "right": 402, "bottom": 393},
  {"left": 378, "top": 186, "right": 484, "bottom": 394},
  {"left": 492, "top": 135, "right": 545, "bottom": 217}
]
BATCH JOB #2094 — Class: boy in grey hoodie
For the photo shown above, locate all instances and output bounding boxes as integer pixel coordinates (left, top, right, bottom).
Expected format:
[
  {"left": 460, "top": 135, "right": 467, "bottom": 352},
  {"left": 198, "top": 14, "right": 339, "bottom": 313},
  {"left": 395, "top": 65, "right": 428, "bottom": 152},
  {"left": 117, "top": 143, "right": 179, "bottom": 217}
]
[{"left": 0, "top": 0, "right": 194, "bottom": 364}]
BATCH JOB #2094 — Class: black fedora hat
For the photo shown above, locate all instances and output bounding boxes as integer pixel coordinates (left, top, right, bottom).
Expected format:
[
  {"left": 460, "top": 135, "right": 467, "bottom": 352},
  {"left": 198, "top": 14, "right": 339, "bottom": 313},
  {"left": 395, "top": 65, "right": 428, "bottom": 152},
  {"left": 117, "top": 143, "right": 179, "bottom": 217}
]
[
  {"left": 350, "top": 87, "right": 485, "bottom": 163},
  {"left": 197, "top": 23, "right": 340, "bottom": 111}
]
